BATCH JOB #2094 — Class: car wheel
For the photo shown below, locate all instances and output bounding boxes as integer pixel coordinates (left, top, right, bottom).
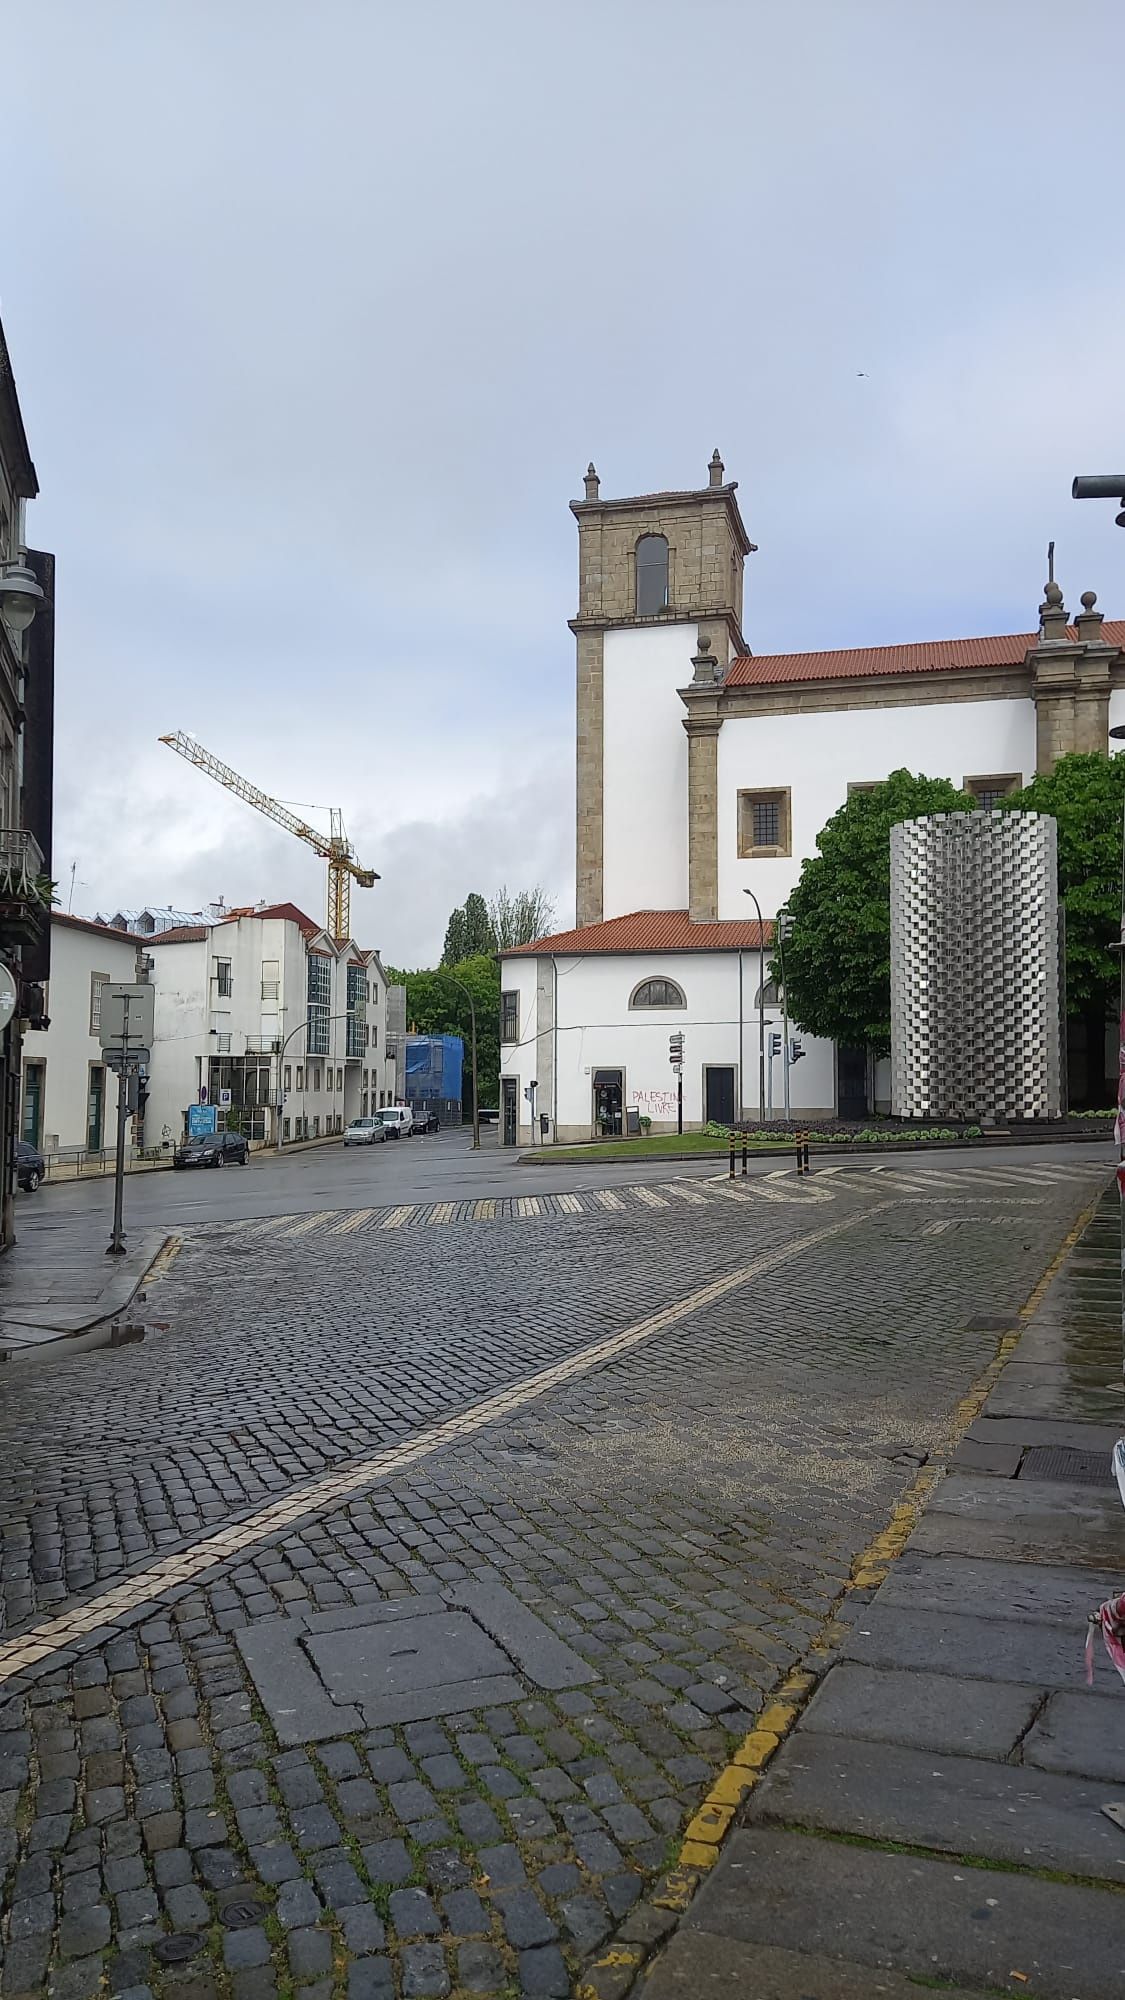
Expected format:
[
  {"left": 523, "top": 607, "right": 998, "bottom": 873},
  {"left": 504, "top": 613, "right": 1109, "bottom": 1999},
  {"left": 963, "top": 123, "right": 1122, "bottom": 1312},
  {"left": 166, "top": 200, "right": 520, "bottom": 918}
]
[
  {"left": 26, "top": 1170, "right": 41, "bottom": 1192},
  {"left": 215, "top": 1153, "right": 225, "bottom": 1167}
]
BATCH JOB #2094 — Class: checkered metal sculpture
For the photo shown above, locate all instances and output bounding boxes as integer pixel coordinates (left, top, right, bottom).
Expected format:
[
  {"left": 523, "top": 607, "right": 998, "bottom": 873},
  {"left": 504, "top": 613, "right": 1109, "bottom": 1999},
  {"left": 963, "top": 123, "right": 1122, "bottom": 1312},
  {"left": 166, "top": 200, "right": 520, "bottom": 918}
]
[{"left": 890, "top": 811, "right": 1062, "bottom": 1122}]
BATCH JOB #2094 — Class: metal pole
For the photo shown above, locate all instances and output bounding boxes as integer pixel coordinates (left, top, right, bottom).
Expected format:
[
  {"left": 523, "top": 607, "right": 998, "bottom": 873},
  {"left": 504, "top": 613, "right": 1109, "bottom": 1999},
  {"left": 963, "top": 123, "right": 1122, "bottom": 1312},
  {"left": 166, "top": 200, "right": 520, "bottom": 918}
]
[
  {"left": 778, "top": 914, "right": 791, "bottom": 1121},
  {"left": 107, "top": 994, "right": 129, "bottom": 1255},
  {"left": 677, "top": 1067, "right": 683, "bottom": 1136},
  {"left": 743, "top": 889, "right": 767, "bottom": 1127},
  {"left": 767, "top": 1042, "right": 773, "bottom": 1119},
  {"left": 437, "top": 971, "right": 480, "bottom": 1149}
]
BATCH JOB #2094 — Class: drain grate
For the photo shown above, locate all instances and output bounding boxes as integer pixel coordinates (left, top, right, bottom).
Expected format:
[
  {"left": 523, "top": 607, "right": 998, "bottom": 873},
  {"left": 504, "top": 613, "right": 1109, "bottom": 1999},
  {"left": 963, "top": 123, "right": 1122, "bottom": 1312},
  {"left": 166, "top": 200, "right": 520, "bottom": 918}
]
[
  {"left": 153, "top": 1935, "right": 204, "bottom": 1965},
  {"left": 1018, "top": 1446, "right": 1112, "bottom": 1486}
]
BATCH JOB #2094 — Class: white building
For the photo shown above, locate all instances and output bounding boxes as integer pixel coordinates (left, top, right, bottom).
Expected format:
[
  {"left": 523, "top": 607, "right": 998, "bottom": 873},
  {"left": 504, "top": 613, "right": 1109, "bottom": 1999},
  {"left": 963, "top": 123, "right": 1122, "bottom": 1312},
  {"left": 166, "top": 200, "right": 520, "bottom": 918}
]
[
  {"left": 21, "top": 915, "right": 139, "bottom": 1154},
  {"left": 499, "top": 454, "right": 1124, "bottom": 1143},
  {"left": 144, "top": 902, "right": 402, "bottom": 1146}
]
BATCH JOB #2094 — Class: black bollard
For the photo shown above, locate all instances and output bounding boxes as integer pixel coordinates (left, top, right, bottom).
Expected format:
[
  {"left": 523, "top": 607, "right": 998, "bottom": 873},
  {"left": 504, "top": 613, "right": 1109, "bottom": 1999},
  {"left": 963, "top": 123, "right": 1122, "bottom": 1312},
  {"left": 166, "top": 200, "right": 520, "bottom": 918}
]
[
  {"left": 729, "top": 1140, "right": 735, "bottom": 1179},
  {"left": 741, "top": 1139, "right": 748, "bottom": 1177}
]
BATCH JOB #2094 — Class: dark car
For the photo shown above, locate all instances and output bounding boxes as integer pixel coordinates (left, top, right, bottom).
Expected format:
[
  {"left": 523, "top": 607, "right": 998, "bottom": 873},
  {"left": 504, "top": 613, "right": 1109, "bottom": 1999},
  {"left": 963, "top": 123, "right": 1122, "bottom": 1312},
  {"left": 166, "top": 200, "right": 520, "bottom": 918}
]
[
  {"left": 15, "top": 1139, "right": 45, "bottom": 1192},
  {"left": 173, "top": 1130, "right": 250, "bottom": 1169},
  {"left": 411, "top": 1106, "right": 440, "bottom": 1135}
]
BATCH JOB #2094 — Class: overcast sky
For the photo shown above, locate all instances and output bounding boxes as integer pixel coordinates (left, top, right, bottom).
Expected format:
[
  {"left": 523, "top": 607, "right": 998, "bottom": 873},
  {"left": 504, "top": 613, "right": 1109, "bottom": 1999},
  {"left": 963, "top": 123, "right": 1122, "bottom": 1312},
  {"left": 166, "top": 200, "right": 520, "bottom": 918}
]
[{"left": 5, "top": 0, "right": 1124, "bottom": 962}]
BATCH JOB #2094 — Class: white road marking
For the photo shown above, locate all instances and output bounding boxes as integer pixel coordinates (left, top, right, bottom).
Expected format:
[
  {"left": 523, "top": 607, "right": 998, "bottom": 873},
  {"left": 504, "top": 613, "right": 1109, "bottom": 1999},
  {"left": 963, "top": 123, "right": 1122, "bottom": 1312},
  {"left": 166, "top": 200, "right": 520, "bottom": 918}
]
[
  {"left": 630, "top": 1187, "right": 668, "bottom": 1208},
  {"left": 594, "top": 1190, "right": 625, "bottom": 1210},
  {"left": 515, "top": 1196, "right": 541, "bottom": 1218},
  {"left": 280, "top": 1210, "right": 337, "bottom": 1238},
  {"left": 379, "top": 1206, "right": 415, "bottom": 1229},
  {"left": 556, "top": 1194, "right": 582, "bottom": 1214},
  {"left": 329, "top": 1208, "right": 376, "bottom": 1235}
]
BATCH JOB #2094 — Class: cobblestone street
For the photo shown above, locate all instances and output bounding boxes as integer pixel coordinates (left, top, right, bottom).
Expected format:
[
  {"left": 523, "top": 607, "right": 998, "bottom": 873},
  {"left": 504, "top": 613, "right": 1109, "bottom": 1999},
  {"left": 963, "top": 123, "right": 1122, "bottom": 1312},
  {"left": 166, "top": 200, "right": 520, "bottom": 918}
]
[{"left": 0, "top": 1159, "right": 1108, "bottom": 2000}]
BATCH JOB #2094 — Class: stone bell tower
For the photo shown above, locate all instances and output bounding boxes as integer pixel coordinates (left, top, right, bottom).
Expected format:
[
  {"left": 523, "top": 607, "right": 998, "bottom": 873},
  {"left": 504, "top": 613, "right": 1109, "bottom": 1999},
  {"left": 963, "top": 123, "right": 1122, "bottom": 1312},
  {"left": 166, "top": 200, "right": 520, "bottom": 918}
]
[{"left": 570, "top": 453, "right": 754, "bottom": 928}]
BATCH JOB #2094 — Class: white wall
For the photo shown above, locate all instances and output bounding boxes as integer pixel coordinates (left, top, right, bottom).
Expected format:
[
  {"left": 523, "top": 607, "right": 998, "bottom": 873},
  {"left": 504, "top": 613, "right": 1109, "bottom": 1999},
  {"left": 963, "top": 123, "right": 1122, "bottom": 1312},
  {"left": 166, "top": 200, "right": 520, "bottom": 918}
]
[
  {"left": 500, "top": 949, "right": 836, "bottom": 1142},
  {"left": 22, "top": 920, "right": 137, "bottom": 1152},
  {"left": 602, "top": 624, "right": 693, "bottom": 918},
  {"left": 717, "top": 696, "right": 1038, "bottom": 917}
]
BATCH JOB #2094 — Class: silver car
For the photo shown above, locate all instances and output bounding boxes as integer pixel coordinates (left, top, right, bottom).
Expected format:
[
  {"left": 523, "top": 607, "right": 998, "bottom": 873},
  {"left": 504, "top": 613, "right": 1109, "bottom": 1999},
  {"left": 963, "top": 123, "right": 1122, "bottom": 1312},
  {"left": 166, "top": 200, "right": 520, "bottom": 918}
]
[{"left": 343, "top": 1116, "right": 386, "bottom": 1146}]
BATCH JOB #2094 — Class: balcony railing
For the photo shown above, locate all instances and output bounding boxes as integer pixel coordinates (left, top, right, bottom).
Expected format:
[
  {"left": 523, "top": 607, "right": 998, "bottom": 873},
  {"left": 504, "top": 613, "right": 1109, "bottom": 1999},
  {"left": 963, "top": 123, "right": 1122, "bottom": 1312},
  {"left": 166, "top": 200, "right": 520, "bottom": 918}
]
[{"left": 0, "top": 827, "right": 46, "bottom": 901}]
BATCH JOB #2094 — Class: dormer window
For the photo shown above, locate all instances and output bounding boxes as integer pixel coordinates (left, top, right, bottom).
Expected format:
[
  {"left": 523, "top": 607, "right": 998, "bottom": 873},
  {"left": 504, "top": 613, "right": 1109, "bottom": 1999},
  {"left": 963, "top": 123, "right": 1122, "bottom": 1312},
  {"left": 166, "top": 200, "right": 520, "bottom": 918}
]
[{"left": 636, "top": 535, "right": 669, "bottom": 615}]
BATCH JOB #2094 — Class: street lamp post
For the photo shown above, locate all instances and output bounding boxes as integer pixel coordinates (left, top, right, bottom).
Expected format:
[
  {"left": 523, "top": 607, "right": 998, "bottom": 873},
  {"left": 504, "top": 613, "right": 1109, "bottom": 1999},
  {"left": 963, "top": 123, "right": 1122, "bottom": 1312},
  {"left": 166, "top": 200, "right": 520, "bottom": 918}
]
[
  {"left": 273, "top": 1008, "right": 364, "bottom": 1155},
  {"left": 1080, "top": 472, "right": 1125, "bottom": 1383},
  {"left": 742, "top": 889, "right": 767, "bottom": 1126},
  {"left": 435, "top": 970, "right": 480, "bottom": 1150}
]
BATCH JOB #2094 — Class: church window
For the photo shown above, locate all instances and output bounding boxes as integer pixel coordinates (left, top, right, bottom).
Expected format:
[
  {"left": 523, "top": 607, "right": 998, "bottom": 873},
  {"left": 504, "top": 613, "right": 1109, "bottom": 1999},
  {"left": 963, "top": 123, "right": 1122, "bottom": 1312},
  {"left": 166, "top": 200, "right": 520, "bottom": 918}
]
[
  {"left": 635, "top": 534, "right": 669, "bottom": 615},
  {"left": 738, "top": 788, "right": 791, "bottom": 858},
  {"left": 630, "top": 977, "right": 686, "bottom": 1009}
]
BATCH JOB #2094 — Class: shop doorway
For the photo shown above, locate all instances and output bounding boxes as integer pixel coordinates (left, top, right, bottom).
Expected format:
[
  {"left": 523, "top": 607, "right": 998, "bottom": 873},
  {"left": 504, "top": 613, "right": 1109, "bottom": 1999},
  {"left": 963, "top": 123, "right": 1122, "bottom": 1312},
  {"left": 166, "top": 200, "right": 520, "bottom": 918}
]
[
  {"left": 593, "top": 1068, "right": 624, "bottom": 1136},
  {"left": 501, "top": 1076, "right": 518, "bottom": 1146},
  {"left": 837, "top": 1045, "right": 869, "bottom": 1120}
]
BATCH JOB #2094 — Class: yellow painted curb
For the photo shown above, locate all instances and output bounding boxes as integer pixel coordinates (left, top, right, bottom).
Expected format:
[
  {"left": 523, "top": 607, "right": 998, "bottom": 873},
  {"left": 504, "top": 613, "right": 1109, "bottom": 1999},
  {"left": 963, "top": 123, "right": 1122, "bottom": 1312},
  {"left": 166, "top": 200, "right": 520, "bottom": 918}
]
[{"left": 682, "top": 1800, "right": 734, "bottom": 1845}]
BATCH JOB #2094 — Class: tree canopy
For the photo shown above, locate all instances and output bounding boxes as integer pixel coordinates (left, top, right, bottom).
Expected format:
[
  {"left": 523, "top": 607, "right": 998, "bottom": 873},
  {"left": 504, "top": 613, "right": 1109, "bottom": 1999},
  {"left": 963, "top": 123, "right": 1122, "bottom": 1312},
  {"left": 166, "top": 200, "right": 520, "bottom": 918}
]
[
  {"left": 779, "top": 769, "right": 971, "bottom": 1054},
  {"left": 999, "top": 751, "right": 1125, "bottom": 1014},
  {"left": 442, "top": 892, "right": 493, "bottom": 965},
  {"left": 383, "top": 954, "right": 501, "bottom": 1114},
  {"left": 489, "top": 885, "right": 555, "bottom": 950}
]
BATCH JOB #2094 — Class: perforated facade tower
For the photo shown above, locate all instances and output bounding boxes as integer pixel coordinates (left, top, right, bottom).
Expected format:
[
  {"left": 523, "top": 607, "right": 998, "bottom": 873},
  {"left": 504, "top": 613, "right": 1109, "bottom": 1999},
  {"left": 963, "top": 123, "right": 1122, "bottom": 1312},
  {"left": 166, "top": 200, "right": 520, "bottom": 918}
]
[{"left": 890, "top": 811, "right": 1062, "bottom": 1122}]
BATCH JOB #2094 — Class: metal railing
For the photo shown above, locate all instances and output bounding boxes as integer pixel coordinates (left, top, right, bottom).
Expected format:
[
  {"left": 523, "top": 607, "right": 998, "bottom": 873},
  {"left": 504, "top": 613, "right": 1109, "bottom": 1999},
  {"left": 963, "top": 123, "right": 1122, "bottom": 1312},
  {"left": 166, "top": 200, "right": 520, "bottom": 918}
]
[{"left": 0, "top": 827, "right": 46, "bottom": 899}]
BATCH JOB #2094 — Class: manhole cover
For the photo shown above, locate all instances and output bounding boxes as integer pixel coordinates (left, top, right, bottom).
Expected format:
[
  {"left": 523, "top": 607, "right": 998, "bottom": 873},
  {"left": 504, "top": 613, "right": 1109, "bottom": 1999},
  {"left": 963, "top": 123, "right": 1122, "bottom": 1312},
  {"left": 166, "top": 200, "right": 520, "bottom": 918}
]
[
  {"left": 153, "top": 1934, "right": 204, "bottom": 1964},
  {"left": 1018, "top": 1446, "right": 1111, "bottom": 1486},
  {"left": 221, "top": 1898, "right": 267, "bottom": 1929}
]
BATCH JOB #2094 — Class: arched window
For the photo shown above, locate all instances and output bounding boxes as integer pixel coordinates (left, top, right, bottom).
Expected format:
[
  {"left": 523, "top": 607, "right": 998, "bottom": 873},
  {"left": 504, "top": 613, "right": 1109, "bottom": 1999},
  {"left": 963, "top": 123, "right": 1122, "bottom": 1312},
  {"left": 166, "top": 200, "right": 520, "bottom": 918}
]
[
  {"left": 630, "top": 977, "right": 686, "bottom": 1009},
  {"left": 635, "top": 534, "right": 669, "bottom": 615}
]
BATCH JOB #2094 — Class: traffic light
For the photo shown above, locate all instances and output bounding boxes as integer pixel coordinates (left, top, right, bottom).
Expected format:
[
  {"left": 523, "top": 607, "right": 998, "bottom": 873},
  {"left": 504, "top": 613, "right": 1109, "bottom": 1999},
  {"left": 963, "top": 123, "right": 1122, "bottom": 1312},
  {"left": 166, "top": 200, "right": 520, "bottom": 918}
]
[
  {"left": 768, "top": 1030, "right": 783, "bottom": 1058},
  {"left": 668, "top": 1032, "right": 684, "bottom": 1068},
  {"left": 789, "top": 1036, "right": 805, "bottom": 1064}
]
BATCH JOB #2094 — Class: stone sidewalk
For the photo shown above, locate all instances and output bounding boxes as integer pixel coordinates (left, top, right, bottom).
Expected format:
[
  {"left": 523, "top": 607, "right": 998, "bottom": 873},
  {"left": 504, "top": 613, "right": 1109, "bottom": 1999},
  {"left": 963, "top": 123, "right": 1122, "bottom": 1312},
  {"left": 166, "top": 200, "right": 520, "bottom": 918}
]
[
  {"left": 0, "top": 1199, "right": 170, "bottom": 1360},
  {"left": 641, "top": 1186, "right": 1125, "bottom": 2000}
]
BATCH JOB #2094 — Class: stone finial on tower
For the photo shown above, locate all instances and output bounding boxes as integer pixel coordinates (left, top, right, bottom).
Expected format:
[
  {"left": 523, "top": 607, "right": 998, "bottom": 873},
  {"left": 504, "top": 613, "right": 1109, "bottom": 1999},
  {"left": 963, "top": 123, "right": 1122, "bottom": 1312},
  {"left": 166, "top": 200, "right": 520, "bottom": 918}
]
[
  {"left": 584, "top": 462, "right": 600, "bottom": 501},
  {"left": 708, "top": 448, "right": 725, "bottom": 490},
  {"left": 1037, "top": 575, "right": 1069, "bottom": 645},
  {"left": 1075, "top": 588, "right": 1104, "bottom": 646}
]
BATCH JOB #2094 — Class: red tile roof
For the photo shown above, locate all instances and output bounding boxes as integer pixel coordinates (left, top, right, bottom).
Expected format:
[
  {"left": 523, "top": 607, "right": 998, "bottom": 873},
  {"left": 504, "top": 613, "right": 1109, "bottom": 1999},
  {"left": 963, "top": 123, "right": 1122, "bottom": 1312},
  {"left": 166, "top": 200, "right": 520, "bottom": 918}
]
[
  {"left": 223, "top": 901, "right": 321, "bottom": 942},
  {"left": 144, "top": 926, "right": 210, "bottom": 945},
  {"left": 504, "top": 910, "right": 774, "bottom": 957},
  {"left": 727, "top": 621, "right": 1125, "bottom": 687}
]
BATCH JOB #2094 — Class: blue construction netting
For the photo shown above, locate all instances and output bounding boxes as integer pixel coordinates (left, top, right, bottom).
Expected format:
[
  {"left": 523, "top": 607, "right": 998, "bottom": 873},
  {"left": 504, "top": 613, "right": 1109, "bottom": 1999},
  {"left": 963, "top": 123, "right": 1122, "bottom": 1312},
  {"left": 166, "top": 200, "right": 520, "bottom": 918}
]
[{"left": 405, "top": 1034, "right": 464, "bottom": 1102}]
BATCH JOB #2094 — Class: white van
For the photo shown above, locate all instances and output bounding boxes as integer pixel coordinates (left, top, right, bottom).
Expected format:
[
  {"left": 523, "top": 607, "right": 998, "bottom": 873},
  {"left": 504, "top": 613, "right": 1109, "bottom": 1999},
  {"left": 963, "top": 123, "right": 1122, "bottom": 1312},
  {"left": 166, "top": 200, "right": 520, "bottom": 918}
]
[{"left": 378, "top": 1105, "right": 414, "bottom": 1140}]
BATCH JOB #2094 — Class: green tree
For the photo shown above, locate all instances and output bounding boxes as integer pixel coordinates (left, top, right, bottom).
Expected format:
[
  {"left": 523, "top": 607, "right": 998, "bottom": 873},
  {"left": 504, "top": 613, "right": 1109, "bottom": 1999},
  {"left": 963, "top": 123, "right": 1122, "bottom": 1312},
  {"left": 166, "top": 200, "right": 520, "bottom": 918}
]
[
  {"left": 1000, "top": 751, "right": 1125, "bottom": 1067},
  {"left": 441, "top": 892, "right": 495, "bottom": 965},
  {"left": 384, "top": 952, "right": 501, "bottom": 1114},
  {"left": 489, "top": 884, "right": 555, "bottom": 950},
  {"left": 780, "top": 769, "right": 971, "bottom": 1055}
]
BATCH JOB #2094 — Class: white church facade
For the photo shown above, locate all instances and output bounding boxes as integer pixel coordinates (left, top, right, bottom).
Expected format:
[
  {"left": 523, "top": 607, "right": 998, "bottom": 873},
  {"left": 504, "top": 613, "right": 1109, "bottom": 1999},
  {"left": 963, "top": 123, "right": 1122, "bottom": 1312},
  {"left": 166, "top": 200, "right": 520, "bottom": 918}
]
[{"left": 498, "top": 454, "right": 1125, "bottom": 1145}]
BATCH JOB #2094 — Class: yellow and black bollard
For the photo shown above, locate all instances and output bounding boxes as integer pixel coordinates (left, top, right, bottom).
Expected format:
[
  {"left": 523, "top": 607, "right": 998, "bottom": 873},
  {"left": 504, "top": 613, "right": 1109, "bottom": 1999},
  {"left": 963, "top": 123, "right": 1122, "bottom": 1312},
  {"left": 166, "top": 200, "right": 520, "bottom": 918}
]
[{"left": 795, "top": 1129, "right": 811, "bottom": 1176}]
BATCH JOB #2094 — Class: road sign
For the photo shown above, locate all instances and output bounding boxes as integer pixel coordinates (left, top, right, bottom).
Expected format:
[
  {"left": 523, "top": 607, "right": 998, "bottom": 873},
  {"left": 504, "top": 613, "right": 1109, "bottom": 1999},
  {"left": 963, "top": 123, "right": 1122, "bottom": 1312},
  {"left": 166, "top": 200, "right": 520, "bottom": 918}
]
[
  {"left": 105, "top": 1047, "right": 150, "bottom": 1074},
  {"left": 219, "top": 1088, "right": 232, "bottom": 1108},
  {"left": 99, "top": 983, "right": 155, "bottom": 1050},
  {"left": 0, "top": 964, "right": 16, "bottom": 1033},
  {"left": 188, "top": 1104, "right": 218, "bottom": 1138}
]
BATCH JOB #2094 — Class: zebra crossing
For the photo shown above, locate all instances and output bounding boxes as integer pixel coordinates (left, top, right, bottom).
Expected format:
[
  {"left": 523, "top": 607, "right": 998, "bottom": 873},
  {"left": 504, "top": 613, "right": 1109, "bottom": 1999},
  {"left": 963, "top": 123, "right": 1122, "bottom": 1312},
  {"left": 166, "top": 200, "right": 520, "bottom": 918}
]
[{"left": 195, "top": 1156, "right": 1107, "bottom": 1248}]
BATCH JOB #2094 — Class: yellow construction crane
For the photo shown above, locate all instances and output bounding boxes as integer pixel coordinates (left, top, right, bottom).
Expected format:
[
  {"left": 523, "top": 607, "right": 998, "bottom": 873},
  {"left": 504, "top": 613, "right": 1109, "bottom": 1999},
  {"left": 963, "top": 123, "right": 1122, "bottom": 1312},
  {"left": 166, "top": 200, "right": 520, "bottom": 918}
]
[{"left": 159, "top": 729, "right": 378, "bottom": 943}]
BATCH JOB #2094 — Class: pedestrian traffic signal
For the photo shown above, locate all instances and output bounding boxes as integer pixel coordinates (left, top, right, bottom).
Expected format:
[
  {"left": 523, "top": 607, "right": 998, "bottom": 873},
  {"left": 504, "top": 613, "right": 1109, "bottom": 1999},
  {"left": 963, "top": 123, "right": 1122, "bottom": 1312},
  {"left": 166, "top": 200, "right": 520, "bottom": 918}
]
[
  {"left": 668, "top": 1032, "right": 684, "bottom": 1067},
  {"left": 789, "top": 1036, "right": 805, "bottom": 1063},
  {"left": 768, "top": 1030, "right": 783, "bottom": 1058}
]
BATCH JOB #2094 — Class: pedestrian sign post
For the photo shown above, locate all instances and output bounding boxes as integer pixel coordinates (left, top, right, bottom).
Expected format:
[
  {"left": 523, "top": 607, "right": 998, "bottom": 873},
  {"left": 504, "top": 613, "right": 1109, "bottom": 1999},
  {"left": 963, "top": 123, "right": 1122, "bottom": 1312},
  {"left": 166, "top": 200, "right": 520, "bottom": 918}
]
[{"left": 99, "top": 983, "right": 154, "bottom": 1257}]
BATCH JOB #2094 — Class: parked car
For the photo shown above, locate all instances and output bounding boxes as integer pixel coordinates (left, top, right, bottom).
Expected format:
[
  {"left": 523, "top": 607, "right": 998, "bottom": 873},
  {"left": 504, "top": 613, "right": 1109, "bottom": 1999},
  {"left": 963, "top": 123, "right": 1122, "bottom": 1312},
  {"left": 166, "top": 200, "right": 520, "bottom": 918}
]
[
  {"left": 344, "top": 1116, "right": 386, "bottom": 1146},
  {"left": 15, "top": 1139, "right": 45, "bottom": 1192},
  {"left": 173, "top": 1130, "right": 250, "bottom": 1169},
  {"left": 411, "top": 1106, "right": 440, "bottom": 1135},
  {"left": 378, "top": 1105, "right": 414, "bottom": 1139}
]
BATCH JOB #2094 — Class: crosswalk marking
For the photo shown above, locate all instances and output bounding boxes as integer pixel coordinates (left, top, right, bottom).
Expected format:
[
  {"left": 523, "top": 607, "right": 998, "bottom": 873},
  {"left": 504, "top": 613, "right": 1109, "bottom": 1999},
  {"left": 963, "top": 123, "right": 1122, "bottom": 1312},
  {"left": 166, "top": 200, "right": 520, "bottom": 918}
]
[
  {"left": 281, "top": 1210, "right": 336, "bottom": 1238},
  {"left": 329, "top": 1208, "right": 375, "bottom": 1234},
  {"left": 193, "top": 1157, "right": 1108, "bottom": 1250}
]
